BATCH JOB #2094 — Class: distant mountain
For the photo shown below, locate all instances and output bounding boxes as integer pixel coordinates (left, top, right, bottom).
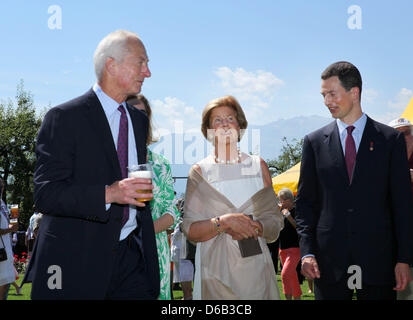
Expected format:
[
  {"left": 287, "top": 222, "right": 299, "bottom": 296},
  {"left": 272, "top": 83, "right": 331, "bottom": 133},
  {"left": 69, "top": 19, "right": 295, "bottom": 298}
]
[
  {"left": 151, "top": 114, "right": 332, "bottom": 195},
  {"left": 249, "top": 115, "right": 332, "bottom": 161}
]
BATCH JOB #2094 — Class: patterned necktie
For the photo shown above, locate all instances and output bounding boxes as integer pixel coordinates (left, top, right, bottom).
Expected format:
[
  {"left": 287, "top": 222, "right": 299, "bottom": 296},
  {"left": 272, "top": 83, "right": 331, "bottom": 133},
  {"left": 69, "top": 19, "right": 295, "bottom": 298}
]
[
  {"left": 117, "top": 105, "right": 129, "bottom": 226},
  {"left": 345, "top": 125, "right": 356, "bottom": 182}
]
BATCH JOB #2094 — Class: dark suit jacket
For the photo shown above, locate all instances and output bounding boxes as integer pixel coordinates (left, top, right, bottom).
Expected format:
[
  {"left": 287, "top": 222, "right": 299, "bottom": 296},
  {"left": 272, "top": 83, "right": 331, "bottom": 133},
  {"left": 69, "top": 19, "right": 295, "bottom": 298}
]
[
  {"left": 24, "top": 89, "right": 160, "bottom": 299},
  {"left": 296, "top": 116, "right": 413, "bottom": 285}
]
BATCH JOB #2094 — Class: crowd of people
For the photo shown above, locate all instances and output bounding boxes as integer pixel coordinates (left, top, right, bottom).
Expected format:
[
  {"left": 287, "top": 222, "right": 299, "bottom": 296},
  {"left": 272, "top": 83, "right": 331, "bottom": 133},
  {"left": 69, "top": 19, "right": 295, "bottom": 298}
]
[
  {"left": 0, "top": 190, "right": 43, "bottom": 300},
  {"left": 1, "top": 30, "right": 413, "bottom": 301}
]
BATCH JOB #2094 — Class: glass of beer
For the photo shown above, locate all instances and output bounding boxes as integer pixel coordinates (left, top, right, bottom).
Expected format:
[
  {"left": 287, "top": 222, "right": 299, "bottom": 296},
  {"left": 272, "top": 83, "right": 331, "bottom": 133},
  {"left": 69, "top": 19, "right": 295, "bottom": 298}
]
[
  {"left": 10, "top": 204, "right": 19, "bottom": 225},
  {"left": 128, "top": 164, "right": 153, "bottom": 202}
]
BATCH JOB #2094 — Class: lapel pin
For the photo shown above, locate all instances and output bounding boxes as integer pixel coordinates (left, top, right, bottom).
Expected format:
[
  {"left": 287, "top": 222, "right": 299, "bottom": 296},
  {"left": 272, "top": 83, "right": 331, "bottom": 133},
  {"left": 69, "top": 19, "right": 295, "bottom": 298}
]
[{"left": 369, "top": 141, "right": 374, "bottom": 151}]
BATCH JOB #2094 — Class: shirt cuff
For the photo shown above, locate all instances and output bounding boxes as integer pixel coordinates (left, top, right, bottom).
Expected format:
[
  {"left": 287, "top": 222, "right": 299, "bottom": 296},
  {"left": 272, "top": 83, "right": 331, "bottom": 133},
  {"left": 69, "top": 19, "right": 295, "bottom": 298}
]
[{"left": 105, "top": 185, "right": 111, "bottom": 211}]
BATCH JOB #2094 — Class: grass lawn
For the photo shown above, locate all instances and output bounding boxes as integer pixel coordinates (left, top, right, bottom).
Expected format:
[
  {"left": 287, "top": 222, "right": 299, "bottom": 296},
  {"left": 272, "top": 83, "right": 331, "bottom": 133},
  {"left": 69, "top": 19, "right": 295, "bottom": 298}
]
[
  {"left": 7, "top": 273, "right": 316, "bottom": 300},
  {"left": 6, "top": 275, "right": 31, "bottom": 300},
  {"left": 172, "top": 274, "right": 315, "bottom": 300}
]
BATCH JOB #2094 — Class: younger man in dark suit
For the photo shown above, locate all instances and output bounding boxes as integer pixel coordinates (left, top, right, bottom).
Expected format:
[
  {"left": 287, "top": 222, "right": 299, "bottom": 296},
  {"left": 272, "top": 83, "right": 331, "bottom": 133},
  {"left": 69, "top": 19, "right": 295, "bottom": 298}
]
[{"left": 296, "top": 61, "right": 413, "bottom": 300}]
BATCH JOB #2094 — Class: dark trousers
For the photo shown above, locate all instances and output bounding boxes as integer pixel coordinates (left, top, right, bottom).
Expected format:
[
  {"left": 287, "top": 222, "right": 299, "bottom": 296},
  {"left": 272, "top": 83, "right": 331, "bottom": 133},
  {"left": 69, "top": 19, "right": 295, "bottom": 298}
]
[
  {"left": 314, "top": 276, "right": 396, "bottom": 300},
  {"left": 267, "top": 240, "right": 279, "bottom": 274},
  {"left": 105, "top": 232, "right": 157, "bottom": 300}
]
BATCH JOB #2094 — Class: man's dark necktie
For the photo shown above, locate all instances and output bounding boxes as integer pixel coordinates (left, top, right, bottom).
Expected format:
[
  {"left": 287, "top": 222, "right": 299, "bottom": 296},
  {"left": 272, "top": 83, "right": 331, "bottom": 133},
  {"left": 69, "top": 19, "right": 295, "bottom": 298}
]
[
  {"left": 345, "top": 125, "right": 356, "bottom": 182},
  {"left": 117, "top": 105, "right": 129, "bottom": 226}
]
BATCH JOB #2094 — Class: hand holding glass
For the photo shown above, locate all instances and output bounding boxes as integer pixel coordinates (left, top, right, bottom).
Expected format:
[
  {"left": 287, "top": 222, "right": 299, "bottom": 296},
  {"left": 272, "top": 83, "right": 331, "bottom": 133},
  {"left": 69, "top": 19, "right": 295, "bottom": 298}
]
[{"left": 128, "top": 164, "right": 153, "bottom": 202}]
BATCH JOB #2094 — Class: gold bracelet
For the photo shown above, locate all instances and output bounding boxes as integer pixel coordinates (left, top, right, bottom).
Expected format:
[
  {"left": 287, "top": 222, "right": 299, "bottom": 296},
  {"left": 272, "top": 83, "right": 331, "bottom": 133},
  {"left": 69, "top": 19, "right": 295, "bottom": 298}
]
[{"left": 214, "top": 216, "right": 224, "bottom": 234}]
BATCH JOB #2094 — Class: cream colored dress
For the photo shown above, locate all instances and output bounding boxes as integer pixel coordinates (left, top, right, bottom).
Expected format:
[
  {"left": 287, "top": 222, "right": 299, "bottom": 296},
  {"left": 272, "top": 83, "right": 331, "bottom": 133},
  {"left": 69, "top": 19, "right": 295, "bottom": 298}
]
[{"left": 183, "top": 153, "right": 283, "bottom": 300}]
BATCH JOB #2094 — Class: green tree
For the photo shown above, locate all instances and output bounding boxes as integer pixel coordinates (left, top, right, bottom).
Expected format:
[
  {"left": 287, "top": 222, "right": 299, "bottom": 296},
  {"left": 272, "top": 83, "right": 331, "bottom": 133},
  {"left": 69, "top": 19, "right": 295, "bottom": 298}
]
[
  {"left": 267, "top": 137, "right": 303, "bottom": 177},
  {"left": 0, "top": 80, "right": 44, "bottom": 229}
]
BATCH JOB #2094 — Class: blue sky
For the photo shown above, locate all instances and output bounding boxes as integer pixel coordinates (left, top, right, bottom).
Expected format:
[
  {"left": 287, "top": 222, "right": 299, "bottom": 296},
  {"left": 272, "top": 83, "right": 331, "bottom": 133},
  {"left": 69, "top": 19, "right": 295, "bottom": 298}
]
[
  {"left": 1, "top": 1, "right": 412, "bottom": 125},
  {"left": 1, "top": 1, "right": 413, "bottom": 193}
]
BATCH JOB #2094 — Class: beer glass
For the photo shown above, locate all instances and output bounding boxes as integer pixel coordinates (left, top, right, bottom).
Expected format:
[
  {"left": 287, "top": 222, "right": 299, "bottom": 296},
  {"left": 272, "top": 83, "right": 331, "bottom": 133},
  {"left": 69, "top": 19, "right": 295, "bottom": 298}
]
[
  {"left": 128, "top": 164, "right": 153, "bottom": 202},
  {"left": 10, "top": 204, "right": 19, "bottom": 225}
]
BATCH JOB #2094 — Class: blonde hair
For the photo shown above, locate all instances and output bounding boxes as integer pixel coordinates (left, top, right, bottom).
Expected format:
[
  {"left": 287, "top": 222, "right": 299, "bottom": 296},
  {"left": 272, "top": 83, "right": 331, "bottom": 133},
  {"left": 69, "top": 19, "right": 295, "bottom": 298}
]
[
  {"left": 201, "top": 95, "right": 248, "bottom": 142},
  {"left": 126, "top": 94, "right": 158, "bottom": 145}
]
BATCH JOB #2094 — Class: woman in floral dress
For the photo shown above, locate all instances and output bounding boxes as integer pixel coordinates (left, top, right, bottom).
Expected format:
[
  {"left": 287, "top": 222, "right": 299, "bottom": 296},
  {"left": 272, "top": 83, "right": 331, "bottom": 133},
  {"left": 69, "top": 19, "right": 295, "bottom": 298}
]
[{"left": 127, "top": 94, "right": 180, "bottom": 300}]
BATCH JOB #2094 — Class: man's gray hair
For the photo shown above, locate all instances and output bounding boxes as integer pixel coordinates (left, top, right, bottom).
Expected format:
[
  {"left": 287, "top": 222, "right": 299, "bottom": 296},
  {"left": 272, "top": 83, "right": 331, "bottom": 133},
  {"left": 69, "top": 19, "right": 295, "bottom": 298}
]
[
  {"left": 277, "top": 187, "right": 294, "bottom": 200},
  {"left": 93, "top": 30, "right": 141, "bottom": 81}
]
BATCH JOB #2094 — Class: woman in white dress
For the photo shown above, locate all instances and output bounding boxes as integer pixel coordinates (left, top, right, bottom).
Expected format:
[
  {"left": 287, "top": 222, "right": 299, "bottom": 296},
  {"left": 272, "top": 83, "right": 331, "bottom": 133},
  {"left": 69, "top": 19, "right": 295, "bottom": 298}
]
[
  {"left": 182, "top": 95, "right": 284, "bottom": 300},
  {"left": 0, "top": 177, "right": 18, "bottom": 300}
]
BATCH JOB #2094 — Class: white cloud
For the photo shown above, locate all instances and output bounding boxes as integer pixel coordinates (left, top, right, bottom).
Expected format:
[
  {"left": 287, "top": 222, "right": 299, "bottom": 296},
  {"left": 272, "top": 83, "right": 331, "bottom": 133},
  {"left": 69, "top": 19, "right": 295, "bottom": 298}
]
[
  {"left": 388, "top": 88, "right": 413, "bottom": 110},
  {"left": 215, "top": 66, "right": 283, "bottom": 101},
  {"left": 150, "top": 97, "right": 200, "bottom": 136},
  {"left": 214, "top": 66, "right": 284, "bottom": 124},
  {"left": 370, "top": 88, "right": 413, "bottom": 125},
  {"left": 149, "top": 67, "right": 285, "bottom": 135}
]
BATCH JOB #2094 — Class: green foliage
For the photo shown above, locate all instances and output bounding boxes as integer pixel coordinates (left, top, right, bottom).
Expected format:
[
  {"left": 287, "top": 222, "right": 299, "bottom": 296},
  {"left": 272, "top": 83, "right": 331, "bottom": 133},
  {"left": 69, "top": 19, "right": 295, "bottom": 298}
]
[
  {"left": 0, "top": 80, "right": 44, "bottom": 229},
  {"left": 267, "top": 137, "right": 303, "bottom": 177}
]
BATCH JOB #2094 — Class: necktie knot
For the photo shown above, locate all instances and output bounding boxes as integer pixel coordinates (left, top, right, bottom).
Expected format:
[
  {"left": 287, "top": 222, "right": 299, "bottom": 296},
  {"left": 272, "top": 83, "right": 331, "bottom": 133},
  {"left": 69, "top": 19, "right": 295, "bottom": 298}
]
[
  {"left": 118, "top": 104, "right": 126, "bottom": 115},
  {"left": 346, "top": 125, "right": 355, "bottom": 135}
]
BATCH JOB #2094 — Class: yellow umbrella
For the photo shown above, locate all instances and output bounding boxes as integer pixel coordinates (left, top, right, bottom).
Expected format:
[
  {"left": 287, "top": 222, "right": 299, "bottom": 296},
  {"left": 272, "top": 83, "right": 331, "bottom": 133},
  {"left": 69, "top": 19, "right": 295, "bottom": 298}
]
[
  {"left": 272, "top": 162, "right": 301, "bottom": 196},
  {"left": 401, "top": 96, "right": 413, "bottom": 123}
]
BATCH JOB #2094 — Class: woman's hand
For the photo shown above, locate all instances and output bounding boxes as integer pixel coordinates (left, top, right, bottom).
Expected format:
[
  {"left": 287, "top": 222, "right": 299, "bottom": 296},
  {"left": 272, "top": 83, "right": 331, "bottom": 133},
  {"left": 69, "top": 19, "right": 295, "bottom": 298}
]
[{"left": 220, "top": 213, "right": 261, "bottom": 240}]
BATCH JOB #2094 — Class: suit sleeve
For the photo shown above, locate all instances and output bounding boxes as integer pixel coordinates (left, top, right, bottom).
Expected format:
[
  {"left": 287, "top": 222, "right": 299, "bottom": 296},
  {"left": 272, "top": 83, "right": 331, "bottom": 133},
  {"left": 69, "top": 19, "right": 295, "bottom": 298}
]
[
  {"left": 33, "top": 107, "right": 107, "bottom": 221},
  {"left": 295, "top": 134, "right": 319, "bottom": 258},
  {"left": 389, "top": 132, "right": 413, "bottom": 264}
]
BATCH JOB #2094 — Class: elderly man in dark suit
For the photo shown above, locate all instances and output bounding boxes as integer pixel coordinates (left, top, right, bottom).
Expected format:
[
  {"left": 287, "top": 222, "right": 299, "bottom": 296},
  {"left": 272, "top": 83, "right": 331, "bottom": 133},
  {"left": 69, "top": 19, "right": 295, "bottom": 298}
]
[
  {"left": 24, "top": 30, "right": 160, "bottom": 299},
  {"left": 296, "top": 61, "right": 413, "bottom": 300}
]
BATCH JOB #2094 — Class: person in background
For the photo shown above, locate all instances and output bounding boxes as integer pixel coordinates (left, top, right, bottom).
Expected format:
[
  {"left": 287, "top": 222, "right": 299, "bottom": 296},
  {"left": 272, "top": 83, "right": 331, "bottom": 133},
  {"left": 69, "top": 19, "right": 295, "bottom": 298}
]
[
  {"left": 32, "top": 213, "right": 43, "bottom": 240},
  {"left": 25, "top": 208, "right": 39, "bottom": 256},
  {"left": 388, "top": 117, "right": 413, "bottom": 300},
  {"left": 171, "top": 199, "right": 194, "bottom": 300},
  {"left": 9, "top": 266, "right": 21, "bottom": 296},
  {"left": 267, "top": 239, "right": 279, "bottom": 275},
  {"left": 277, "top": 187, "right": 302, "bottom": 300},
  {"left": 127, "top": 94, "right": 181, "bottom": 300},
  {"left": 12, "top": 232, "right": 17, "bottom": 254},
  {"left": 388, "top": 118, "right": 413, "bottom": 190},
  {"left": 0, "top": 177, "right": 18, "bottom": 300}
]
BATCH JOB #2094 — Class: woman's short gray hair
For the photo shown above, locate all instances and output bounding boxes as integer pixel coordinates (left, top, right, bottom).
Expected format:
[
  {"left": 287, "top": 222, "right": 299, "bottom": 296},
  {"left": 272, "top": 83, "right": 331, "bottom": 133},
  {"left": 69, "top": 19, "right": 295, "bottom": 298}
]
[
  {"left": 277, "top": 187, "right": 294, "bottom": 200},
  {"left": 93, "top": 30, "right": 141, "bottom": 81}
]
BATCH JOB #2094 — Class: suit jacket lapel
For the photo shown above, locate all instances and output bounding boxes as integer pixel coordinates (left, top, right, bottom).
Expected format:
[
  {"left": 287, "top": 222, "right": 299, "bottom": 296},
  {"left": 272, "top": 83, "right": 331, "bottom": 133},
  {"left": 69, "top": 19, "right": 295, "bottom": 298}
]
[
  {"left": 325, "top": 121, "right": 350, "bottom": 184},
  {"left": 84, "top": 89, "right": 122, "bottom": 180}
]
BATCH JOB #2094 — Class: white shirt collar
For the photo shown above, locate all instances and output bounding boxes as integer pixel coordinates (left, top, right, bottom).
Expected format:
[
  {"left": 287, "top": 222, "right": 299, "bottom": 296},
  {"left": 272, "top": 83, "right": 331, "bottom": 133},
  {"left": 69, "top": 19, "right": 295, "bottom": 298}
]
[
  {"left": 93, "top": 83, "right": 125, "bottom": 116},
  {"left": 336, "top": 113, "right": 367, "bottom": 136}
]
